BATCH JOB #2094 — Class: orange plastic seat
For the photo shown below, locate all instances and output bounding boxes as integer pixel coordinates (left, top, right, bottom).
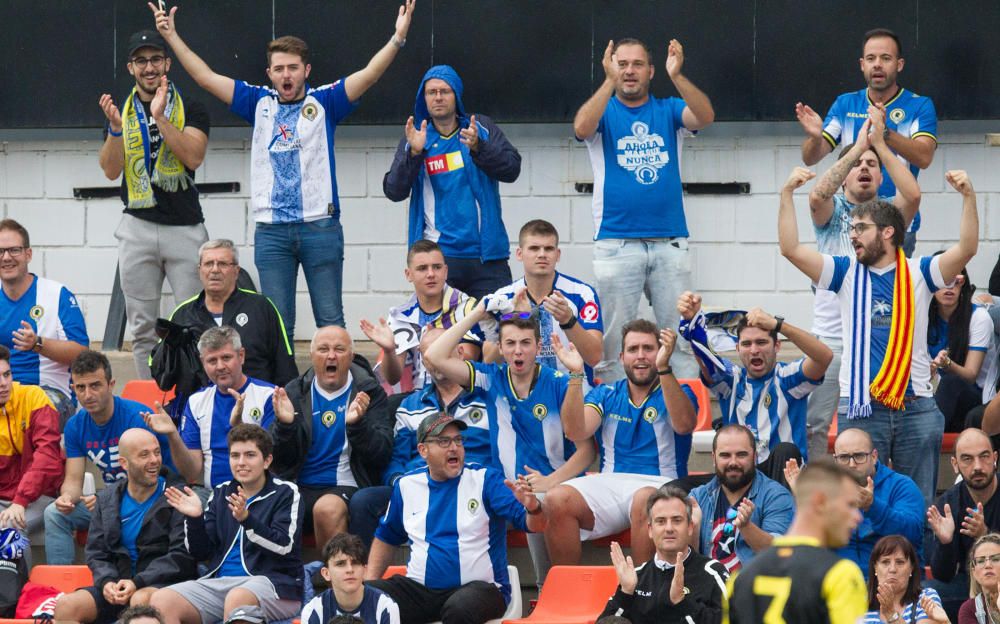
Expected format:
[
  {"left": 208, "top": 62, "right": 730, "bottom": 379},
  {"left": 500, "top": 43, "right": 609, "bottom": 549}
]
[
  {"left": 678, "top": 378, "right": 712, "bottom": 431},
  {"left": 121, "top": 380, "right": 176, "bottom": 410},
  {"left": 28, "top": 564, "right": 93, "bottom": 593},
  {"left": 503, "top": 565, "right": 617, "bottom": 624},
  {"left": 382, "top": 565, "right": 407, "bottom": 579}
]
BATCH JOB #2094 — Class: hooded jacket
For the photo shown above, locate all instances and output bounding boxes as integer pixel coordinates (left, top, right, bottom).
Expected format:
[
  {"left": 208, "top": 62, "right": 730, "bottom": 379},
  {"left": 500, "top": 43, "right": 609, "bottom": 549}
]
[
  {"left": 270, "top": 355, "right": 392, "bottom": 488},
  {"left": 86, "top": 472, "right": 196, "bottom": 590},
  {"left": 382, "top": 65, "right": 521, "bottom": 262},
  {"left": 0, "top": 383, "right": 63, "bottom": 506}
]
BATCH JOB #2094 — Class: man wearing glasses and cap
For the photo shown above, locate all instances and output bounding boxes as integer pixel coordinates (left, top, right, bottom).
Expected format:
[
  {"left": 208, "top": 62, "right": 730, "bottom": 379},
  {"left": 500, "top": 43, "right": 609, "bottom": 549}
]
[
  {"left": 97, "top": 27, "right": 210, "bottom": 380},
  {"left": 365, "top": 413, "right": 544, "bottom": 624}
]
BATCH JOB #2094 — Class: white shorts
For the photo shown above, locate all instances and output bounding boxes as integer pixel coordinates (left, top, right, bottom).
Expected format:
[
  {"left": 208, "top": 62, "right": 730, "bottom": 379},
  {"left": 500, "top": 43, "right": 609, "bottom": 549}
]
[{"left": 564, "top": 473, "right": 668, "bottom": 540}]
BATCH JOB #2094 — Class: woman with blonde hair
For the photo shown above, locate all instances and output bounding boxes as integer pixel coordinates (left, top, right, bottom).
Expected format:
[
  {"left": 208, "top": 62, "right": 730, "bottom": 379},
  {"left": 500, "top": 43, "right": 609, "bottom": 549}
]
[{"left": 960, "top": 533, "right": 1000, "bottom": 623}]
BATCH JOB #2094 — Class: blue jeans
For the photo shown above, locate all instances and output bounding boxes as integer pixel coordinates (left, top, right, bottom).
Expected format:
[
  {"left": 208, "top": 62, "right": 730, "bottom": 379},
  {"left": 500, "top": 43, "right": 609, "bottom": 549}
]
[
  {"left": 592, "top": 238, "right": 697, "bottom": 381},
  {"left": 254, "top": 218, "right": 345, "bottom": 340},
  {"left": 348, "top": 486, "right": 392, "bottom": 548},
  {"left": 838, "top": 395, "right": 944, "bottom": 507},
  {"left": 806, "top": 336, "right": 842, "bottom": 459},
  {"left": 43, "top": 500, "right": 90, "bottom": 564},
  {"left": 443, "top": 257, "right": 512, "bottom": 301}
]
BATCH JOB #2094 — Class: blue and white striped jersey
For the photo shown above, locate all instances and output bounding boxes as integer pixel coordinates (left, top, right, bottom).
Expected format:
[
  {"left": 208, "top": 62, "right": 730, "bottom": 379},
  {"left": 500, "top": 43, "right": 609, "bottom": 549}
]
[
  {"left": 181, "top": 377, "right": 276, "bottom": 487},
  {"left": 301, "top": 586, "right": 400, "bottom": 624},
  {"left": 487, "top": 271, "right": 603, "bottom": 385},
  {"left": 584, "top": 380, "right": 695, "bottom": 479},
  {"left": 298, "top": 374, "right": 356, "bottom": 488},
  {"left": 467, "top": 361, "right": 577, "bottom": 481},
  {"left": 375, "top": 463, "right": 528, "bottom": 604},
  {"left": 0, "top": 275, "right": 89, "bottom": 396},
  {"left": 230, "top": 80, "right": 357, "bottom": 224},
  {"left": 385, "top": 383, "right": 494, "bottom": 485}
]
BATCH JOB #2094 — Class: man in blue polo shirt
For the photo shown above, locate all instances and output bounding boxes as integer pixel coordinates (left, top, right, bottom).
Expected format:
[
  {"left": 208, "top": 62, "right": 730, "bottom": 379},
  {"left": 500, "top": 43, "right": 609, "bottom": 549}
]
[
  {"left": 144, "top": 326, "right": 275, "bottom": 490},
  {"left": 574, "top": 37, "right": 714, "bottom": 383},
  {"left": 44, "top": 351, "right": 171, "bottom": 565},
  {"left": 0, "top": 219, "right": 88, "bottom": 423},
  {"left": 797, "top": 27, "right": 937, "bottom": 255},
  {"left": 365, "top": 413, "right": 545, "bottom": 624},
  {"left": 383, "top": 66, "right": 522, "bottom": 300},
  {"left": 150, "top": 0, "right": 415, "bottom": 339},
  {"left": 544, "top": 319, "right": 698, "bottom": 566}
]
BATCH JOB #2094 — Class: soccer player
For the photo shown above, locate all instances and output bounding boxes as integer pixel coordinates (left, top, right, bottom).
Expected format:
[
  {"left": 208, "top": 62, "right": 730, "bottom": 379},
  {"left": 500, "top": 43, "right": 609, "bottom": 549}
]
[{"left": 724, "top": 459, "right": 867, "bottom": 624}]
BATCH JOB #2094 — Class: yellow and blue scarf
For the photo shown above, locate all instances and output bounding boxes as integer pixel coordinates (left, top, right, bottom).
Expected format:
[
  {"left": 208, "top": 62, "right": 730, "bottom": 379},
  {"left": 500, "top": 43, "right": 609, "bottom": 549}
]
[{"left": 121, "top": 82, "right": 189, "bottom": 208}]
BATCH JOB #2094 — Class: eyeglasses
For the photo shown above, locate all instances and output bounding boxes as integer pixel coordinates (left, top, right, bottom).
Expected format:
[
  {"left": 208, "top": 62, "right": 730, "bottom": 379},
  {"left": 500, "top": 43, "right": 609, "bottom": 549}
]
[
  {"left": 200, "top": 261, "right": 237, "bottom": 270},
  {"left": 974, "top": 554, "right": 1000, "bottom": 568},
  {"left": 500, "top": 312, "right": 533, "bottom": 322},
  {"left": 0, "top": 247, "right": 26, "bottom": 258},
  {"left": 847, "top": 222, "right": 878, "bottom": 235},
  {"left": 131, "top": 55, "right": 166, "bottom": 69},
  {"left": 833, "top": 451, "right": 872, "bottom": 465},
  {"left": 424, "top": 435, "right": 464, "bottom": 449},
  {"left": 425, "top": 88, "right": 454, "bottom": 98}
]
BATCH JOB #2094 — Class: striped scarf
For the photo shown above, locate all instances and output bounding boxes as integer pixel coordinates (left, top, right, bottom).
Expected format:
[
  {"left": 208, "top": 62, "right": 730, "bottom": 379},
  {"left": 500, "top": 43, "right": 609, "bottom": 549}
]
[
  {"left": 848, "top": 248, "right": 914, "bottom": 417},
  {"left": 121, "top": 82, "right": 190, "bottom": 208}
]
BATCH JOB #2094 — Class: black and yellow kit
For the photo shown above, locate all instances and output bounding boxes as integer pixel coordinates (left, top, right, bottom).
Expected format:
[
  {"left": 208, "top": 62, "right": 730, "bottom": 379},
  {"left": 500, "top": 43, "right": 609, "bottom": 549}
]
[{"left": 724, "top": 536, "right": 867, "bottom": 624}]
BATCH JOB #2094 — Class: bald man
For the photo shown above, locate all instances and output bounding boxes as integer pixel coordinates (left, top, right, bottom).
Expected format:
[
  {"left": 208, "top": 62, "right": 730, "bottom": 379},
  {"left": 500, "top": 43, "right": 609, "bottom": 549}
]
[
  {"left": 55, "top": 428, "right": 195, "bottom": 624},
  {"left": 927, "top": 428, "right": 1000, "bottom": 620},
  {"left": 270, "top": 326, "right": 392, "bottom": 548},
  {"left": 827, "top": 428, "right": 923, "bottom": 578}
]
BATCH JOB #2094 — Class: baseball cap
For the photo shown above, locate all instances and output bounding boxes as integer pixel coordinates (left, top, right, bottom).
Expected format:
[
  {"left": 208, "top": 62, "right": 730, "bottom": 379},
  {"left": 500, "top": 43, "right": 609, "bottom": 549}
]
[
  {"left": 223, "top": 606, "right": 265, "bottom": 624},
  {"left": 417, "top": 413, "right": 467, "bottom": 443},
  {"left": 127, "top": 30, "right": 168, "bottom": 58}
]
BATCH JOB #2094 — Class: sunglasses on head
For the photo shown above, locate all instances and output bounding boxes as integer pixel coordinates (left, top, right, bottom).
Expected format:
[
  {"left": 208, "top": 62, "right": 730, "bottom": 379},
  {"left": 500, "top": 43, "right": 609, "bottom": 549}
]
[{"left": 500, "top": 311, "right": 534, "bottom": 322}]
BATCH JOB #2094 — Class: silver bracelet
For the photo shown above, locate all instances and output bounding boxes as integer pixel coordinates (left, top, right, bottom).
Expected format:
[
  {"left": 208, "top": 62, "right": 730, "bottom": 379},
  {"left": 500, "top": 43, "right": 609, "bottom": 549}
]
[{"left": 391, "top": 34, "right": 406, "bottom": 49}]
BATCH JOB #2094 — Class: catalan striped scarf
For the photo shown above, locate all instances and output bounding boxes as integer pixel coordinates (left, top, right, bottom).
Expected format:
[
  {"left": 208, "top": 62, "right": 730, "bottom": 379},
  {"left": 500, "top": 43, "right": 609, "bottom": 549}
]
[
  {"left": 848, "top": 248, "right": 914, "bottom": 417},
  {"left": 121, "top": 82, "right": 190, "bottom": 209}
]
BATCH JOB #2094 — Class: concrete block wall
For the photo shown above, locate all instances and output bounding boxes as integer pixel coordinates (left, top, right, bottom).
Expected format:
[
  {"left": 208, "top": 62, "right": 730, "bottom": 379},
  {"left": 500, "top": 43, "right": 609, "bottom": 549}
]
[{"left": 1, "top": 122, "right": 998, "bottom": 342}]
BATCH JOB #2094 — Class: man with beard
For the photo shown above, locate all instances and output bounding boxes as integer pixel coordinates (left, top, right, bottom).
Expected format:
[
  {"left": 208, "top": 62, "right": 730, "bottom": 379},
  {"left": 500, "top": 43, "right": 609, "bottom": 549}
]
[
  {"left": 778, "top": 166, "right": 979, "bottom": 507},
  {"left": 926, "top": 428, "right": 1000, "bottom": 620},
  {"left": 365, "top": 414, "right": 544, "bottom": 624},
  {"left": 98, "top": 28, "right": 209, "bottom": 379},
  {"left": 688, "top": 425, "right": 793, "bottom": 573},
  {"left": 544, "top": 319, "right": 697, "bottom": 566},
  {"left": 151, "top": 1, "right": 415, "bottom": 340},
  {"left": 797, "top": 28, "right": 937, "bottom": 256},
  {"left": 53, "top": 428, "right": 195, "bottom": 624},
  {"left": 724, "top": 458, "right": 867, "bottom": 624},
  {"left": 599, "top": 486, "right": 729, "bottom": 624},
  {"left": 575, "top": 37, "right": 714, "bottom": 384},
  {"left": 677, "top": 290, "right": 830, "bottom": 479},
  {"left": 804, "top": 108, "right": 921, "bottom": 460},
  {"left": 360, "top": 240, "right": 482, "bottom": 392},
  {"left": 817, "top": 428, "right": 923, "bottom": 577}
]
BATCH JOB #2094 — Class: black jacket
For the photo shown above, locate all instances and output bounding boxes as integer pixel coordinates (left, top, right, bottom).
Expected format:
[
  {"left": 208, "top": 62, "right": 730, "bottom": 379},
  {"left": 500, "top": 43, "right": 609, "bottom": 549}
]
[
  {"left": 86, "top": 473, "right": 196, "bottom": 590},
  {"left": 185, "top": 473, "right": 303, "bottom": 600},
  {"left": 271, "top": 356, "right": 392, "bottom": 488},
  {"left": 168, "top": 288, "right": 298, "bottom": 386},
  {"left": 931, "top": 481, "right": 1000, "bottom": 581},
  {"left": 601, "top": 550, "right": 729, "bottom": 624}
]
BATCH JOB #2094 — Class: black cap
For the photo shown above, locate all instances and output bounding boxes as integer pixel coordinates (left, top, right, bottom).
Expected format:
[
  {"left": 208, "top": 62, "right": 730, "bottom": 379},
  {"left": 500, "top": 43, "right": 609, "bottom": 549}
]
[
  {"left": 417, "top": 413, "right": 467, "bottom": 443},
  {"left": 127, "top": 30, "right": 167, "bottom": 58}
]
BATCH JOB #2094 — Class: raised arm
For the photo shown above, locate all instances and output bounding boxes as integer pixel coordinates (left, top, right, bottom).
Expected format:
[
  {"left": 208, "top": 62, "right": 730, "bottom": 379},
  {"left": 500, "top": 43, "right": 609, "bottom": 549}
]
[
  {"left": 937, "top": 170, "right": 979, "bottom": 284},
  {"left": 808, "top": 121, "right": 870, "bottom": 227},
  {"left": 658, "top": 328, "right": 696, "bottom": 434},
  {"left": 343, "top": 0, "right": 415, "bottom": 102},
  {"left": 573, "top": 40, "right": 617, "bottom": 140},
  {"left": 150, "top": 3, "right": 236, "bottom": 105},
  {"left": 423, "top": 301, "right": 488, "bottom": 388},
  {"left": 667, "top": 40, "right": 714, "bottom": 131},
  {"left": 796, "top": 102, "right": 834, "bottom": 166},
  {"left": 869, "top": 105, "right": 919, "bottom": 227},
  {"left": 149, "top": 76, "right": 209, "bottom": 170},
  {"left": 746, "top": 309, "right": 832, "bottom": 381},
  {"left": 778, "top": 167, "right": 824, "bottom": 284}
]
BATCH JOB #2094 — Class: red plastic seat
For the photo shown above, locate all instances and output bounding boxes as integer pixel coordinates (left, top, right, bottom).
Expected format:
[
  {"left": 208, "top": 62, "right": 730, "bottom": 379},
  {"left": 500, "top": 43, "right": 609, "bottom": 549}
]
[
  {"left": 502, "top": 565, "right": 617, "bottom": 624},
  {"left": 382, "top": 565, "right": 407, "bottom": 579},
  {"left": 28, "top": 564, "right": 93, "bottom": 592},
  {"left": 120, "top": 380, "right": 176, "bottom": 410},
  {"left": 678, "top": 378, "right": 713, "bottom": 431}
]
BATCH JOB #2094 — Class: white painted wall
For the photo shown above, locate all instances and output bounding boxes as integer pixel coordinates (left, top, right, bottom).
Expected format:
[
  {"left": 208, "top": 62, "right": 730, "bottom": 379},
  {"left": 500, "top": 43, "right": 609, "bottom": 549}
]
[{"left": 1, "top": 121, "right": 998, "bottom": 342}]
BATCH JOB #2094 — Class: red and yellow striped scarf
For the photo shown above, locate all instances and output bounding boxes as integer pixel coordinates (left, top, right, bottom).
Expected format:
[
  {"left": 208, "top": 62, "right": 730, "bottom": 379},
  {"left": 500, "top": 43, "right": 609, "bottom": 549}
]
[{"left": 869, "top": 248, "right": 914, "bottom": 410}]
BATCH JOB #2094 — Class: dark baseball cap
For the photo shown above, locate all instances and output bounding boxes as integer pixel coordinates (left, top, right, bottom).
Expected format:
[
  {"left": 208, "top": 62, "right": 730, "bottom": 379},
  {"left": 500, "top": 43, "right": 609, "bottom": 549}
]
[
  {"left": 417, "top": 413, "right": 467, "bottom": 443},
  {"left": 127, "top": 30, "right": 168, "bottom": 58}
]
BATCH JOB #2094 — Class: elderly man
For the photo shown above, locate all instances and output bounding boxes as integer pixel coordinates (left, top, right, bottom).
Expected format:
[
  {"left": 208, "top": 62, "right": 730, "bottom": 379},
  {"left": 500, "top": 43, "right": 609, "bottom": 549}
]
[
  {"left": 144, "top": 326, "right": 275, "bottom": 489},
  {"left": 53, "top": 428, "right": 195, "bottom": 624},
  {"left": 166, "top": 239, "right": 297, "bottom": 386},
  {"left": 271, "top": 325, "right": 391, "bottom": 550}
]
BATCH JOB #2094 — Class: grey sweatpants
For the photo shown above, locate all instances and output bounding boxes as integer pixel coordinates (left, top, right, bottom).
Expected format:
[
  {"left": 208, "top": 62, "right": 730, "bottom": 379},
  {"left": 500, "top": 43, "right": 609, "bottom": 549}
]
[{"left": 115, "top": 214, "right": 207, "bottom": 378}]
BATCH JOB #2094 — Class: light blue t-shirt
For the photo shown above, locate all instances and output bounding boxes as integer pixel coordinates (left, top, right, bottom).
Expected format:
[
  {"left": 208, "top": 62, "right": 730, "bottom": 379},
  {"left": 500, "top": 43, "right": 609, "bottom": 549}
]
[{"left": 120, "top": 477, "right": 166, "bottom": 570}]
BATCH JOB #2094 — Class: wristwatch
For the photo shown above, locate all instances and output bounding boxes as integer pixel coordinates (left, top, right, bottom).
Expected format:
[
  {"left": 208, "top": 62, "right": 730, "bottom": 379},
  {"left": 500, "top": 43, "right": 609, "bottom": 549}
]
[
  {"left": 32, "top": 336, "right": 44, "bottom": 353},
  {"left": 773, "top": 316, "right": 784, "bottom": 335},
  {"left": 887, "top": 612, "right": 901, "bottom": 623},
  {"left": 883, "top": 126, "right": 891, "bottom": 141}
]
